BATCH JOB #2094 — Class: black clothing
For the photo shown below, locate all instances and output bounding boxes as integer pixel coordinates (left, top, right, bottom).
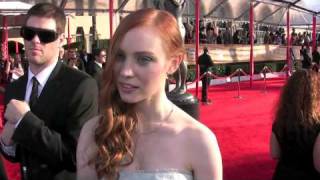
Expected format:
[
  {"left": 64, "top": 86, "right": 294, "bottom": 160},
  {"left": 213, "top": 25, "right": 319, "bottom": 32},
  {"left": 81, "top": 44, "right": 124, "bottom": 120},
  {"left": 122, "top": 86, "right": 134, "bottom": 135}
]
[
  {"left": 301, "top": 49, "right": 312, "bottom": 69},
  {"left": 77, "top": 58, "right": 86, "bottom": 72},
  {"left": 199, "top": 53, "right": 214, "bottom": 76},
  {"left": 217, "top": 35, "right": 222, "bottom": 44},
  {"left": 29, "top": 77, "right": 39, "bottom": 109},
  {"left": 0, "top": 157, "right": 7, "bottom": 180},
  {"left": 272, "top": 121, "right": 320, "bottom": 180},
  {"left": 87, "top": 61, "right": 103, "bottom": 87},
  {"left": 312, "top": 51, "right": 320, "bottom": 65},
  {"left": 198, "top": 52, "right": 214, "bottom": 102},
  {"left": 79, "top": 53, "right": 92, "bottom": 73},
  {"left": 233, "top": 33, "right": 240, "bottom": 44},
  {"left": 1, "top": 62, "right": 99, "bottom": 180}
]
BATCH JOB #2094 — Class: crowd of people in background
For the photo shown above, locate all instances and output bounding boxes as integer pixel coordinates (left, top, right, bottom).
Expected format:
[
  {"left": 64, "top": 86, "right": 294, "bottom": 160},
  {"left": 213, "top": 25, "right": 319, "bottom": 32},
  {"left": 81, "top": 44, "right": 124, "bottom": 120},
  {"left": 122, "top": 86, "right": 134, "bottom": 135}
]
[
  {"left": 0, "top": 46, "right": 106, "bottom": 87},
  {"left": 183, "top": 18, "right": 320, "bottom": 46},
  {"left": 1, "top": 18, "right": 319, "bottom": 85}
]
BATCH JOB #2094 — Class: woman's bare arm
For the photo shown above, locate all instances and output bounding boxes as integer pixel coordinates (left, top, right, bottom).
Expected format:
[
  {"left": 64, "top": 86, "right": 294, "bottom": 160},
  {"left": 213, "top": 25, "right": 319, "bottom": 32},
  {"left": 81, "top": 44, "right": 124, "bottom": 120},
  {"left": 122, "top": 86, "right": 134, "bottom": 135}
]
[{"left": 270, "top": 132, "right": 281, "bottom": 159}]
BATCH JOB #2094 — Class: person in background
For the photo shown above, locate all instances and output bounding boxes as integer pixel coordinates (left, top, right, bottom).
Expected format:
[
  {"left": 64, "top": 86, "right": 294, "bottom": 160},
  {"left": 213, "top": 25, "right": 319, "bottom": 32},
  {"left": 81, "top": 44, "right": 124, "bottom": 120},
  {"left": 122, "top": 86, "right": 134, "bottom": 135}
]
[
  {"left": 233, "top": 30, "right": 240, "bottom": 44},
  {"left": 9, "top": 54, "right": 25, "bottom": 82},
  {"left": 300, "top": 46, "right": 312, "bottom": 69},
  {"left": 198, "top": 47, "right": 214, "bottom": 104},
  {"left": 67, "top": 48, "right": 86, "bottom": 71},
  {"left": 270, "top": 70, "right": 320, "bottom": 180},
  {"left": 264, "top": 30, "right": 271, "bottom": 44},
  {"left": 79, "top": 49, "right": 92, "bottom": 73},
  {"left": 87, "top": 48, "right": 107, "bottom": 87},
  {"left": 216, "top": 30, "right": 223, "bottom": 44},
  {"left": 0, "top": 3, "right": 98, "bottom": 180},
  {"left": 77, "top": 8, "right": 222, "bottom": 180},
  {"left": 58, "top": 47, "right": 67, "bottom": 64},
  {"left": 312, "top": 47, "right": 320, "bottom": 71},
  {"left": 223, "top": 27, "right": 233, "bottom": 44}
]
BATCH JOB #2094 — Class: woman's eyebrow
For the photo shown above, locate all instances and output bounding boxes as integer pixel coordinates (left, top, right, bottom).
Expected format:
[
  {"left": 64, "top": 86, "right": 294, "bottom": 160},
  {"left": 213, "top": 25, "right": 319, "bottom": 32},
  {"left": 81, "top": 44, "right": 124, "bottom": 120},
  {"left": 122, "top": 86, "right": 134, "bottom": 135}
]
[{"left": 134, "top": 51, "right": 155, "bottom": 56}]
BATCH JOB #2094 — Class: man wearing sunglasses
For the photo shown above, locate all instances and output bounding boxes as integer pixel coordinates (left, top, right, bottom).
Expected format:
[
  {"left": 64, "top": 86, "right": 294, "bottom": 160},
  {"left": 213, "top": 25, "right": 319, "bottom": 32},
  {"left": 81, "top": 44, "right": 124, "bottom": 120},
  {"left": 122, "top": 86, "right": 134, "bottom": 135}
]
[{"left": 0, "top": 3, "right": 98, "bottom": 180}]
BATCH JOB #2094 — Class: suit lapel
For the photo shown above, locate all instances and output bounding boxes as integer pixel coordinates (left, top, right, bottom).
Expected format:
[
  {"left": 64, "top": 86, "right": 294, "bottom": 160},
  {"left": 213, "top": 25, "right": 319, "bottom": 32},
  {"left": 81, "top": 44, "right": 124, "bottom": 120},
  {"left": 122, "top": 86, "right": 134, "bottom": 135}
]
[
  {"left": 31, "top": 62, "right": 64, "bottom": 124},
  {"left": 15, "top": 75, "right": 28, "bottom": 101}
]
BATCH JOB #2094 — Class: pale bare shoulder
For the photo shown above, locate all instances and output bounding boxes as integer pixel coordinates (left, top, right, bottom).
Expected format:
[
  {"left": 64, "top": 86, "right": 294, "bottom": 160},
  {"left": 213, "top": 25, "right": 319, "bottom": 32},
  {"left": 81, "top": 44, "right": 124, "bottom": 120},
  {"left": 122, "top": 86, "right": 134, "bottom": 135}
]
[
  {"left": 80, "top": 116, "right": 100, "bottom": 138},
  {"left": 173, "top": 107, "right": 223, "bottom": 180},
  {"left": 313, "top": 133, "right": 320, "bottom": 173},
  {"left": 173, "top": 106, "right": 217, "bottom": 141},
  {"left": 77, "top": 116, "right": 100, "bottom": 169}
]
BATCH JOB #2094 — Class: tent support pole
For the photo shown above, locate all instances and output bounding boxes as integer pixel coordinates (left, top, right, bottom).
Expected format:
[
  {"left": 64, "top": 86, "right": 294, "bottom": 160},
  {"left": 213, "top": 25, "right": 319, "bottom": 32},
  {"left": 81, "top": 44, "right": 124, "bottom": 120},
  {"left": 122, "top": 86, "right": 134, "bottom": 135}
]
[
  {"left": 249, "top": 1, "right": 254, "bottom": 87},
  {"left": 286, "top": 8, "right": 291, "bottom": 77},
  {"left": 109, "top": 0, "right": 113, "bottom": 39},
  {"left": 195, "top": 0, "right": 200, "bottom": 98},
  {"left": 312, "top": 15, "right": 317, "bottom": 52}
]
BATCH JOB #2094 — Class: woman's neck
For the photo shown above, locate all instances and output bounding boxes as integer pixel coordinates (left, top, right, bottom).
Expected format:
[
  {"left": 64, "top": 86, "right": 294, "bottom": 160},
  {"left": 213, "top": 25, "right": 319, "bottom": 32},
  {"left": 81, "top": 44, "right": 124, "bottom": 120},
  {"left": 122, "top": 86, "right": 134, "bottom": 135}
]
[{"left": 134, "top": 94, "right": 174, "bottom": 132}]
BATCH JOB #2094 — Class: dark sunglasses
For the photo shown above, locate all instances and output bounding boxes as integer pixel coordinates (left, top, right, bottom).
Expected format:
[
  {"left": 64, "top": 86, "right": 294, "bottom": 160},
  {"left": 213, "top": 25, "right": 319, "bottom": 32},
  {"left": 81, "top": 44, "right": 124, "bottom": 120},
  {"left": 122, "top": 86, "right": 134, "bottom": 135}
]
[{"left": 20, "top": 26, "right": 59, "bottom": 43}]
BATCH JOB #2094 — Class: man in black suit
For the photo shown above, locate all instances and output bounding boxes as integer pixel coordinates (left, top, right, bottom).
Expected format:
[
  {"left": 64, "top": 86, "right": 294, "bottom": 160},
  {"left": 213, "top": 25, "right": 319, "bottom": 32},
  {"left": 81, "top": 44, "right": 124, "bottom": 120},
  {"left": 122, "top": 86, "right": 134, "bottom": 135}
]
[
  {"left": 79, "top": 49, "right": 92, "bottom": 73},
  {"left": 199, "top": 47, "right": 214, "bottom": 104},
  {"left": 0, "top": 3, "right": 98, "bottom": 180},
  {"left": 87, "top": 48, "right": 106, "bottom": 87}
]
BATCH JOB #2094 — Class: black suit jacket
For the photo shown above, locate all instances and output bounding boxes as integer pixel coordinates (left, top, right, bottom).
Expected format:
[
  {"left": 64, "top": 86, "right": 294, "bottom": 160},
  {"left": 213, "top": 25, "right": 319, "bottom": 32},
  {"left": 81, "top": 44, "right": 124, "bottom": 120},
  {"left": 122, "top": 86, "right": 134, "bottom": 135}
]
[
  {"left": 79, "top": 53, "right": 92, "bottom": 73},
  {"left": 87, "top": 61, "right": 103, "bottom": 87},
  {"left": 2, "top": 62, "right": 99, "bottom": 180},
  {"left": 198, "top": 53, "right": 214, "bottom": 75}
]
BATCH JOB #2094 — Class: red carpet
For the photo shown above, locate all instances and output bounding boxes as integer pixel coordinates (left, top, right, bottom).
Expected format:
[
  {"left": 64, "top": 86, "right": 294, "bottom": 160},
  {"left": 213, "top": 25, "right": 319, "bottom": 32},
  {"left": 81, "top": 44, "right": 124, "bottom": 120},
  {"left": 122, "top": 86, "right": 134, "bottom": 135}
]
[
  {"left": 188, "top": 78, "right": 284, "bottom": 180},
  {"left": 2, "top": 78, "right": 284, "bottom": 180},
  {"left": 0, "top": 92, "right": 21, "bottom": 180}
]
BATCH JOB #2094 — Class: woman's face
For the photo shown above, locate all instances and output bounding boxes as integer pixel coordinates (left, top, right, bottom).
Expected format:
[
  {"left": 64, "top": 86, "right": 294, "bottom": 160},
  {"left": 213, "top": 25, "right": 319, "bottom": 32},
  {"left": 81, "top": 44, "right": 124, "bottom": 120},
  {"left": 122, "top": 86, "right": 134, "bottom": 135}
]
[{"left": 113, "top": 26, "right": 170, "bottom": 104}]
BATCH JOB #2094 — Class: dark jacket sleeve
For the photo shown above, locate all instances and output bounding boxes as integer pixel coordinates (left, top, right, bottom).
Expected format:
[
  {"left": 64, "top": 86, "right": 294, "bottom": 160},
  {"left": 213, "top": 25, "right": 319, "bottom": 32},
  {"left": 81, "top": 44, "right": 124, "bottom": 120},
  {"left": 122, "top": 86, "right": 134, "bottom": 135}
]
[
  {"left": 11, "top": 77, "right": 99, "bottom": 172},
  {"left": 0, "top": 158, "right": 7, "bottom": 180},
  {"left": 0, "top": 83, "right": 20, "bottom": 162}
]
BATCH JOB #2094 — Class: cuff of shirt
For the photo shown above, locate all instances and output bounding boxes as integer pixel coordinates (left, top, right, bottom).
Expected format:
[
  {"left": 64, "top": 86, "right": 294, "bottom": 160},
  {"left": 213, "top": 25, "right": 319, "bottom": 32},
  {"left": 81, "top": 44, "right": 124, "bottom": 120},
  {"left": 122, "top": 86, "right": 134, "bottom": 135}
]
[
  {"left": 14, "top": 116, "right": 24, "bottom": 128},
  {"left": 0, "top": 138, "right": 16, "bottom": 157}
]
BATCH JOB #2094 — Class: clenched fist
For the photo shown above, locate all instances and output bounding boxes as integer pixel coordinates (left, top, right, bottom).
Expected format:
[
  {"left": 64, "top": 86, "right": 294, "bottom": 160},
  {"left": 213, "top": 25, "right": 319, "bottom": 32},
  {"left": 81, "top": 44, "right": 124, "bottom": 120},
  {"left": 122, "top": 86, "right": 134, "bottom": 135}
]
[
  {"left": 5, "top": 99, "right": 30, "bottom": 125},
  {"left": 0, "top": 122, "right": 16, "bottom": 145}
]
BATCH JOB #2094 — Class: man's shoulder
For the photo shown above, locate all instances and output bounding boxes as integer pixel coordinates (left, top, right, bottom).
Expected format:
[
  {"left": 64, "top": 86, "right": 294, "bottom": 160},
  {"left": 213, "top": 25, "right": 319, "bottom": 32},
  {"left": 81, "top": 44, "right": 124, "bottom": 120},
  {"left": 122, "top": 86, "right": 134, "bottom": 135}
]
[
  {"left": 59, "top": 64, "right": 91, "bottom": 81},
  {"left": 6, "top": 75, "right": 26, "bottom": 90},
  {"left": 198, "top": 54, "right": 205, "bottom": 59},
  {"left": 58, "top": 64, "right": 97, "bottom": 93},
  {"left": 199, "top": 53, "right": 211, "bottom": 60}
]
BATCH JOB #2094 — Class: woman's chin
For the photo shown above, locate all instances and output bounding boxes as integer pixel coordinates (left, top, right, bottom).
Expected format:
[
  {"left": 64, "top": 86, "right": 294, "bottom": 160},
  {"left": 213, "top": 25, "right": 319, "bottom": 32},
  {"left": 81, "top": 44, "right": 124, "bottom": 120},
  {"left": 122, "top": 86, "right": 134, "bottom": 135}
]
[{"left": 119, "top": 94, "right": 140, "bottom": 104}]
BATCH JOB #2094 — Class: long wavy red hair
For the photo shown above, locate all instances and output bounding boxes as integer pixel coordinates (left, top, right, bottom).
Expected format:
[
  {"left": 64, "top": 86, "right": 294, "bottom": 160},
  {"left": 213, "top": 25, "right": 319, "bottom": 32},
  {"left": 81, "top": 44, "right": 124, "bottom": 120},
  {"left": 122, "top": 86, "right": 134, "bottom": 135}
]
[
  {"left": 91, "top": 8, "right": 185, "bottom": 179},
  {"left": 274, "top": 70, "right": 320, "bottom": 136}
]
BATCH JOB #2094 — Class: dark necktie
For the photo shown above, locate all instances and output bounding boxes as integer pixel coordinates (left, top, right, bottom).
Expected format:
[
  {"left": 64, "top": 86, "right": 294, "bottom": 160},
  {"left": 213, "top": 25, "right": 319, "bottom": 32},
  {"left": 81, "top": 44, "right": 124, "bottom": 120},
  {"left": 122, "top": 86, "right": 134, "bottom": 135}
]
[{"left": 29, "top": 77, "right": 39, "bottom": 109}]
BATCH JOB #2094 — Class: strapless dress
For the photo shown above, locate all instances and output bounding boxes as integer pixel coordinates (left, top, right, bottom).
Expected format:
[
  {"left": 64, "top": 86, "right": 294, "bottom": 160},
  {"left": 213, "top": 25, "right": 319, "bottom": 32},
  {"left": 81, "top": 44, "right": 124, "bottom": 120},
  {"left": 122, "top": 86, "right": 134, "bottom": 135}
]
[{"left": 118, "top": 169, "right": 193, "bottom": 180}]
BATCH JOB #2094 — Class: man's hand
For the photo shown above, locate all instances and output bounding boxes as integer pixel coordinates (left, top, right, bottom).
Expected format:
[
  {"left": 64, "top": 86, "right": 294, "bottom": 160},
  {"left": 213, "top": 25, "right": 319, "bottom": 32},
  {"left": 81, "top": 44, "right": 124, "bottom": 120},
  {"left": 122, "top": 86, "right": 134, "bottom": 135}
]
[
  {"left": 0, "top": 122, "right": 16, "bottom": 145},
  {"left": 5, "top": 99, "right": 30, "bottom": 125}
]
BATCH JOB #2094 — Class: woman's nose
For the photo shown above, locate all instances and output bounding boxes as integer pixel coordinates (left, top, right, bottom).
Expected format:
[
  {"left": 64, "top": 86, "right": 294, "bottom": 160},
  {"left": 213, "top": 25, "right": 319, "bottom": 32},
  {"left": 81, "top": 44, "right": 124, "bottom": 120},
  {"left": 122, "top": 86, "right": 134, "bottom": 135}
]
[{"left": 119, "top": 60, "right": 134, "bottom": 77}]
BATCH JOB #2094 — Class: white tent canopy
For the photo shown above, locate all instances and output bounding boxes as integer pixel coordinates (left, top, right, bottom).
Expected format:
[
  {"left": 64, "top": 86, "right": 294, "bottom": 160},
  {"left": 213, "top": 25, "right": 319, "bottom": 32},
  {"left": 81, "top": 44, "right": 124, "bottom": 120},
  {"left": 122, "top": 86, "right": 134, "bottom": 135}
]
[
  {"left": 0, "top": 0, "right": 320, "bottom": 26},
  {"left": 0, "top": 1, "right": 33, "bottom": 15}
]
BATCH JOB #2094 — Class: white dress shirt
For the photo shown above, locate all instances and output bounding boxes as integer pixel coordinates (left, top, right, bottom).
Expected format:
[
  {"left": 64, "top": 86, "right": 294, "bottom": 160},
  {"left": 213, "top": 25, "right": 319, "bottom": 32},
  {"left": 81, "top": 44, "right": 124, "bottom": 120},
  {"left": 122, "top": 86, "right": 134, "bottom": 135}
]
[
  {"left": 94, "top": 61, "right": 103, "bottom": 68},
  {"left": 24, "top": 61, "right": 57, "bottom": 104}
]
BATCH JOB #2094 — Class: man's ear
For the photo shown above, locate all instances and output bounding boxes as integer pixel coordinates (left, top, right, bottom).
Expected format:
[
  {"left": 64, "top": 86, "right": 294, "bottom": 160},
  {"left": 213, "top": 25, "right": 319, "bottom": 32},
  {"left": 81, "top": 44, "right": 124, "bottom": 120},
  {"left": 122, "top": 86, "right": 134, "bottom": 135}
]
[
  {"left": 58, "top": 33, "right": 65, "bottom": 47},
  {"left": 167, "top": 53, "right": 184, "bottom": 74}
]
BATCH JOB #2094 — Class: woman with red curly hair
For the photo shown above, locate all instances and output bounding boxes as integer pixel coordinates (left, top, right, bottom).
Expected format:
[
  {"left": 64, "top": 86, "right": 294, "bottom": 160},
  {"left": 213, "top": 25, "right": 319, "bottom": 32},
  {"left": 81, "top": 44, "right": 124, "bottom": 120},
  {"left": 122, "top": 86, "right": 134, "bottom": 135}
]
[
  {"left": 271, "top": 70, "right": 320, "bottom": 179},
  {"left": 77, "top": 8, "right": 222, "bottom": 180}
]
